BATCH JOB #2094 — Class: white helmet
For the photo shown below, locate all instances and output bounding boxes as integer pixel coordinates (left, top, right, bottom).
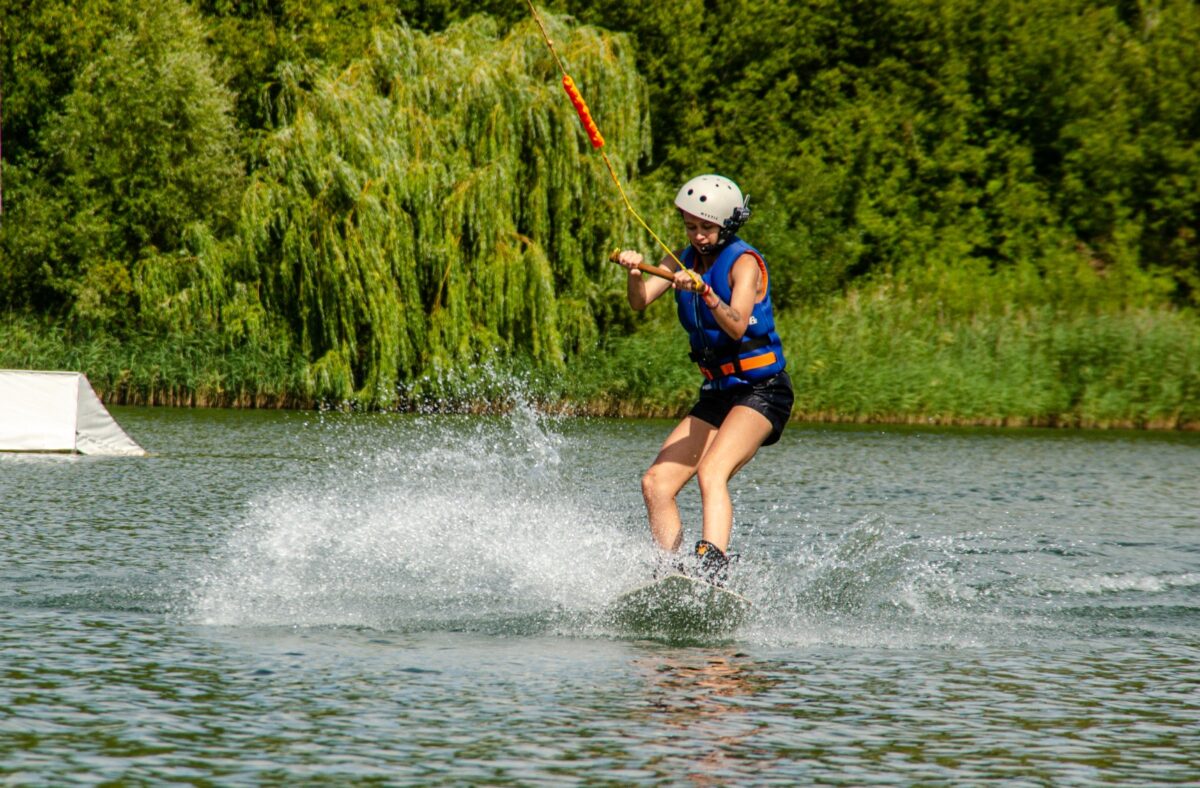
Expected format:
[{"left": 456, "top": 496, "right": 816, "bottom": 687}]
[{"left": 674, "top": 174, "right": 751, "bottom": 247}]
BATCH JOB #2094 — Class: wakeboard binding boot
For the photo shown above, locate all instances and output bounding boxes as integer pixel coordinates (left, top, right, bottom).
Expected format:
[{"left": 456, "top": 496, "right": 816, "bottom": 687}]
[{"left": 694, "top": 539, "right": 732, "bottom": 587}]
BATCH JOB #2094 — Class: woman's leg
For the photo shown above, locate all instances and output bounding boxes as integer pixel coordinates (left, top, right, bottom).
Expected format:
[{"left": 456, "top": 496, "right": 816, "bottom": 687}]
[
  {"left": 695, "top": 405, "right": 773, "bottom": 552},
  {"left": 642, "top": 416, "right": 718, "bottom": 550}
]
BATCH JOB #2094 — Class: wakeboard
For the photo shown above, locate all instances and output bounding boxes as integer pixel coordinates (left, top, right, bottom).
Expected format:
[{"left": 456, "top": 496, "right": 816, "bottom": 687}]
[{"left": 608, "top": 573, "right": 751, "bottom": 637}]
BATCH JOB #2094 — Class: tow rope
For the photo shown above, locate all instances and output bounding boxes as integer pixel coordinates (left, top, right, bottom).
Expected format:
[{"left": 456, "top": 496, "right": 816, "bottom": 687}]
[{"left": 522, "top": 1, "right": 702, "bottom": 287}]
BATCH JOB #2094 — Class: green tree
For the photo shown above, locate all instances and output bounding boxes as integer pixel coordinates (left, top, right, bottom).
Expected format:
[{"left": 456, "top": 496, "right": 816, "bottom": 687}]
[
  {"left": 225, "top": 15, "right": 650, "bottom": 404},
  {"left": 0, "top": 0, "right": 131, "bottom": 309},
  {"left": 558, "top": 0, "right": 1199, "bottom": 307},
  {"left": 0, "top": 0, "right": 243, "bottom": 325}
]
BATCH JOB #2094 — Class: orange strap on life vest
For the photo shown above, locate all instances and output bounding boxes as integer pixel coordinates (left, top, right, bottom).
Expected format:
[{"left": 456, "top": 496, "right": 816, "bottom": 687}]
[{"left": 699, "top": 351, "right": 779, "bottom": 381}]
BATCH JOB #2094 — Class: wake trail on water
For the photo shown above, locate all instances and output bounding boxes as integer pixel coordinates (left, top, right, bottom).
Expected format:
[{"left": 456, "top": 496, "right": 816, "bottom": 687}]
[{"left": 182, "top": 402, "right": 1197, "bottom": 647}]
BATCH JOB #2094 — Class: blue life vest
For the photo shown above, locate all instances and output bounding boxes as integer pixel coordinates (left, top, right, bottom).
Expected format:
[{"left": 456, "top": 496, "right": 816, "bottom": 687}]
[{"left": 675, "top": 238, "right": 786, "bottom": 389}]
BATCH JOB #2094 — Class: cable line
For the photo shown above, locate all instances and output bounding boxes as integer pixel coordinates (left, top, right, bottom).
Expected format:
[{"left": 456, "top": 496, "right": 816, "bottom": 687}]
[{"left": 522, "top": 1, "right": 701, "bottom": 286}]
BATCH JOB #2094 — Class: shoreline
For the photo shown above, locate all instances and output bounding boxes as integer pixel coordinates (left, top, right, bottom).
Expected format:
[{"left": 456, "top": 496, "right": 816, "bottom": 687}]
[
  {"left": 98, "top": 389, "right": 1200, "bottom": 432},
  {"left": 9, "top": 302, "right": 1197, "bottom": 434}
]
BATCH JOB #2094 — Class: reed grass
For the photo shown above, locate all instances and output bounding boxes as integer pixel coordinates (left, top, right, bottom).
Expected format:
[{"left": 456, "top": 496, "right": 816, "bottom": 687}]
[
  {"left": 561, "top": 291, "right": 1200, "bottom": 430},
  {"left": 0, "top": 315, "right": 307, "bottom": 407},
  {"left": 778, "top": 293, "right": 1200, "bottom": 429},
  {"left": 4, "top": 295, "right": 1197, "bottom": 428}
]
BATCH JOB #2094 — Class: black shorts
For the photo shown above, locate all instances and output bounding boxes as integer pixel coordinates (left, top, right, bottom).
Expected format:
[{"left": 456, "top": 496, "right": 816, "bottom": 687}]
[{"left": 689, "top": 371, "right": 794, "bottom": 446}]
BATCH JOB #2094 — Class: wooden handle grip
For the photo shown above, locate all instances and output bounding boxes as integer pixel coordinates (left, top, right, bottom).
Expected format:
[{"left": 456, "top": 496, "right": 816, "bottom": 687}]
[{"left": 609, "top": 250, "right": 675, "bottom": 281}]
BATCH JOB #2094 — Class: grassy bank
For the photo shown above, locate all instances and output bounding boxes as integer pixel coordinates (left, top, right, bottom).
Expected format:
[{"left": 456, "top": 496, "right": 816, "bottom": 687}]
[
  {"left": 3, "top": 297, "right": 1198, "bottom": 429},
  {"left": 0, "top": 317, "right": 308, "bottom": 407},
  {"left": 784, "top": 297, "right": 1200, "bottom": 429},
  {"left": 565, "top": 293, "right": 1200, "bottom": 430}
]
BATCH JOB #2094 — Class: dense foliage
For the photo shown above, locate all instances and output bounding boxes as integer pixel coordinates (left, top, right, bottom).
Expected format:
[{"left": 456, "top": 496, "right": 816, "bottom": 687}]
[
  {"left": 561, "top": 0, "right": 1200, "bottom": 308},
  {"left": 2, "top": 0, "right": 652, "bottom": 405},
  {"left": 0, "top": 0, "right": 1197, "bottom": 421}
]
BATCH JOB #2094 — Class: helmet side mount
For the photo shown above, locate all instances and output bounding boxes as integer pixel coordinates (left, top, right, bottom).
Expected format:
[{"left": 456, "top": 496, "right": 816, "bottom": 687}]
[{"left": 720, "top": 195, "right": 751, "bottom": 246}]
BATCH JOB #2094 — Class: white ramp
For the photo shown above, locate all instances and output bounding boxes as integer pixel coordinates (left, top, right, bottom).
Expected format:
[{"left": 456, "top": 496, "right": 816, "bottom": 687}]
[{"left": 0, "top": 370, "right": 146, "bottom": 455}]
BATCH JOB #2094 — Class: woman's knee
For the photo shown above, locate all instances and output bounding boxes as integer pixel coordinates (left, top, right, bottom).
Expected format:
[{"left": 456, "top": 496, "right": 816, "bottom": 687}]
[
  {"left": 695, "top": 459, "right": 733, "bottom": 496},
  {"left": 642, "top": 466, "right": 679, "bottom": 502}
]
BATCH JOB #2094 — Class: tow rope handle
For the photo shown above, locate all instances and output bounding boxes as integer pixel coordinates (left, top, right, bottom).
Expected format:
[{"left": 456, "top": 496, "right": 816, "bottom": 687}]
[{"left": 607, "top": 250, "right": 674, "bottom": 281}]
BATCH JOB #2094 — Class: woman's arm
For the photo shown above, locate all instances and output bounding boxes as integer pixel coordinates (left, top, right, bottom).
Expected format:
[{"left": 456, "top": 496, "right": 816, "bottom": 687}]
[
  {"left": 615, "top": 250, "right": 677, "bottom": 311},
  {"left": 702, "top": 253, "right": 760, "bottom": 340}
]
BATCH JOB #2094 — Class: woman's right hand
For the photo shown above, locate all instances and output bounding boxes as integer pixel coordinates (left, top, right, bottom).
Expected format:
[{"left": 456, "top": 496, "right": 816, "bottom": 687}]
[{"left": 614, "top": 249, "right": 644, "bottom": 274}]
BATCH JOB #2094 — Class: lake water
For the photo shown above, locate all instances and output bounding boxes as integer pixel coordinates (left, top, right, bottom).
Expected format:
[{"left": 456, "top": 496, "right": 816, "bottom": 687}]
[{"left": 2, "top": 404, "right": 1198, "bottom": 783}]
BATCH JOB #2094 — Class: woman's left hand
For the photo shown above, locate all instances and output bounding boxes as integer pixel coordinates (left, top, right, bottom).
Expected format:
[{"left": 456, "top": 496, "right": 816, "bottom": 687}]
[{"left": 672, "top": 270, "right": 706, "bottom": 294}]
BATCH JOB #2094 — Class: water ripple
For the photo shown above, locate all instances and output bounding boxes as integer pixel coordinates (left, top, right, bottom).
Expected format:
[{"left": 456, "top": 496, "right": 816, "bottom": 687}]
[{"left": 2, "top": 408, "right": 1198, "bottom": 782}]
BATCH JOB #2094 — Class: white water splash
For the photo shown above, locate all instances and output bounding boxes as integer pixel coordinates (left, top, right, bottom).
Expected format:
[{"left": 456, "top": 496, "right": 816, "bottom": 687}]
[
  {"left": 1043, "top": 571, "right": 1200, "bottom": 595},
  {"left": 189, "top": 403, "right": 649, "bottom": 630},
  {"left": 183, "top": 400, "right": 1176, "bottom": 648},
  {"left": 729, "top": 514, "right": 1004, "bottom": 648}
]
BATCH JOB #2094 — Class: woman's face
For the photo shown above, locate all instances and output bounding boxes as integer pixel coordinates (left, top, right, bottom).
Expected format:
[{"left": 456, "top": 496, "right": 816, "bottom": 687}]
[{"left": 680, "top": 210, "right": 721, "bottom": 254}]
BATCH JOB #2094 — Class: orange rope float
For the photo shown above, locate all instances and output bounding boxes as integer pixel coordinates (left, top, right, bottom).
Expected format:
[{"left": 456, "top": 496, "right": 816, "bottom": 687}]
[{"left": 561, "top": 75, "right": 605, "bottom": 149}]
